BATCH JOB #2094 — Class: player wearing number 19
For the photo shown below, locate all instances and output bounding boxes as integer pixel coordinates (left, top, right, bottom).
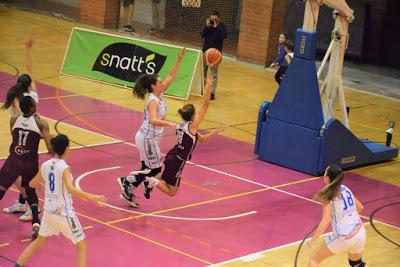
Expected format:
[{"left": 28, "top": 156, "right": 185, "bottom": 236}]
[
  {"left": 0, "top": 96, "right": 53, "bottom": 239},
  {"left": 14, "top": 134, "right": 107, "bottom": 267},
  {"left": 307, "top": 165, "right": 368, "bottom": 267}
]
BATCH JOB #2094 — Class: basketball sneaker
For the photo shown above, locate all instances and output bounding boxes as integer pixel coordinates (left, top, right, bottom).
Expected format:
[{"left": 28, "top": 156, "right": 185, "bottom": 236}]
[
  {"left": 143, "top": 181, "right": 153, "bottom": 199},
  {"left": 32, "top": 223, "right": 40, "bottom": 239},
  {"left": 3, "top": 202, "right": 26, "bottom": 213},
  {"left": 119, "top": 194, "right": 140, "bottom": 208},
  {"left": 117, "top": 176, "right": 133, "bottom": 201},
  {"left": 20, "top": 207, "right": 41, "bottom": 222}
]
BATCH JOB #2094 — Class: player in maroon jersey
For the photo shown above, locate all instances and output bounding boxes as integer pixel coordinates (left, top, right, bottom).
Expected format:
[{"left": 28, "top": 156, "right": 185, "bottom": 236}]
[{"left": 0, "top": 96, "right": 53, "bottom": 238}]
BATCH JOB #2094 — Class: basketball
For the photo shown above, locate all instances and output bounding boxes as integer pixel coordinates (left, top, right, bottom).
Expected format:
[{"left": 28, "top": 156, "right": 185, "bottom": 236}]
[{"left": 205, "top": 48, "right": 222, "bottom": 66}]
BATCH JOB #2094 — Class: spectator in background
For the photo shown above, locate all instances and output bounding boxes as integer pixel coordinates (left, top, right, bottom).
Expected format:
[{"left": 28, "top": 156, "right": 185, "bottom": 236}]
[
  {"left": 121, "top": 0, "right": 135, "bottom": 32},
  {"left": 201, "top": 11, "right": 228, "bottom": 100},
  {"left": 269, "top": 33, "right": 287, "bottom": 69},
  {"left": 275, "top": 40, "right": 294, "bottom": 85},
  {"left": 150, "top": 0, "right": 165, "bottom": 33}
]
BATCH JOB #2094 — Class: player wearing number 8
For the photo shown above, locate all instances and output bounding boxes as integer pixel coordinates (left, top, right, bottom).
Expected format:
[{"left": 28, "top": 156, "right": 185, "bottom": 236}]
[
  {"left": 307, "top": 165, "right": 368, "bottom": 267},
  {"left": 0, "top": 96, "right": 53, "bottom": 239},
  {"left": 14, "top": 134, "right": 107, "bottom": 267}
]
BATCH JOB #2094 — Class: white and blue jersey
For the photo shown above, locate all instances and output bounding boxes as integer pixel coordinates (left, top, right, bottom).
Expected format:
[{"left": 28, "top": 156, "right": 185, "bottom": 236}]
[
  {"left": 41, "top": 158, "right": 75, "bottom": 217},
  {"left": 138, "top": 93, "right": 167, "bottom": 138},
  {"left": 330, "top": 185, "right": 362, "bottom": 236}
]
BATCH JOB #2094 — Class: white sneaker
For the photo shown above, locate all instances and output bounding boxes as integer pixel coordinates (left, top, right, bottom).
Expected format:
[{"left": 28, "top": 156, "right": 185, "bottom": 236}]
[
  {"left": 20, "top": 207, "right": 41, "bottom": 222},
  {"left": 145, "top": 176, "right": 160, "bottom": 188},
  {"left": 3, "top": 202, "right": 26, "bottom": 214},
  {"left": 32, "top": 223, "right": 40, "bottom": 239}
]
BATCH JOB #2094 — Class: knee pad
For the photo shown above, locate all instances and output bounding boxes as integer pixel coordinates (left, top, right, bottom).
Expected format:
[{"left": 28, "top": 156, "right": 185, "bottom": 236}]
[{"left": 349, "top": 259, "right": 365, "bottom": 267}]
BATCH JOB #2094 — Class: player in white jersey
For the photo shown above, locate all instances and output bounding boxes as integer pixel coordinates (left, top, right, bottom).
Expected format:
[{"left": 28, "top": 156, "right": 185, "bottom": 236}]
[
  {"left": 117, "top": 48, "right": 186, "bottom": 207},
  {"left": 308, "top": 165, "right": 368, "bottom": 267},
  {"left": 14, "top": 134, "right": 107, "bottom": 267},
  {"left": 2, "top": 36, "right": 41, "bottom": 221},
  {"left": 142, "top": 73, "right": 227, "bottom": 196}
]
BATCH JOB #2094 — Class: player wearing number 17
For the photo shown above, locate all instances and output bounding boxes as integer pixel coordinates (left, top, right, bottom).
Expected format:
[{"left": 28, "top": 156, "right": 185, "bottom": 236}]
[
  {"left": 307, "top": 165, "right": 368, "bottom": 267},
  {"left": 0, "top": 96, "right": 53, "bottom": 239}
]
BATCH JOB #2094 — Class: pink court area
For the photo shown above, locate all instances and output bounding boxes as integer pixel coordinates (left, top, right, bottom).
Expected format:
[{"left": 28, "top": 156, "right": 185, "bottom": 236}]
[{"left": 1, "top": 72, "right": 399, "bottom": 266}]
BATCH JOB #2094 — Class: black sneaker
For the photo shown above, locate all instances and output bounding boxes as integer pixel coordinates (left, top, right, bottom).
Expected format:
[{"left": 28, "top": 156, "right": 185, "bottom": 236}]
[
  {"left": 210, "top": 93, "right": 215, "bottom": 100},
  {"left": 119, "top": 194, "right": 140, "bottom": 208},
  {"left": 117, "top": 177, "right": 132, "bottom": 201},
  {"left": 122, "top": 25, "right": 134, "bottom": 32},
  {"left": 143, "top": 181, "right": 153, "bottom": 199}
]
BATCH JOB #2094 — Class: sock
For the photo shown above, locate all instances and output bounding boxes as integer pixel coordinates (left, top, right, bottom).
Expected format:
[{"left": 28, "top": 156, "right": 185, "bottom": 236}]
[
  {"left": 19, "top": 194, "right": 26, "bottom": 205},
  {"left": 26, "top": 188, "right": 40, "bottom": 225}
]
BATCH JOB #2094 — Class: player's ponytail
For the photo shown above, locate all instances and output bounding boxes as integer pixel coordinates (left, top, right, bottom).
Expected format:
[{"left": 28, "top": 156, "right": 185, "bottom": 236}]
[
  {"left": 133, "top": 74, "right": 158, "bottom": 100},
  {"left": 317, "top": 165, "right": 344, "bottom": 203},
  {"left": 1, "top": 74, "right": 32, "bottom": 110},
  {"left": 178, "top": 104, "right": 195, "bottom": 122}
]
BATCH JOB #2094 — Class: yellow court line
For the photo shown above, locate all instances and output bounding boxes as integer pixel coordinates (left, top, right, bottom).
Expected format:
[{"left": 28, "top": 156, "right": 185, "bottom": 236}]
[
  {"left": 8, "top": 188, "right": 212, "bottom": 265},
  {"left": 20, "top": 239, "right": 31, "bottom": 243},
  {"left": 74, "top": 211, "right": 212, "bottom": 265},
  {"left": 0, "top": 243, "right": 10, "bottom": 248},
  {"left": 106, "top": 176, "right": 322, "bottom": 225},
  {"left": 182, "top": 180, "right": 223, "bottom": 196}
]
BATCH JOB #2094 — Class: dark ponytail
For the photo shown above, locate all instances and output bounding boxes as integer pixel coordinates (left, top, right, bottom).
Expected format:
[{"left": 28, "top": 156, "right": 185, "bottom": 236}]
[
  {"left": 133, "top": 74, "right": 158, "bottom": 100},
  {"left": 317, "top": 164, "right": 344, "bottom": 203},
  {"left": 178, "top": 104, "right": 195, "bottom": 122},
  {"left": 1, "top": 74, "right": 32, "bottom": 110}
]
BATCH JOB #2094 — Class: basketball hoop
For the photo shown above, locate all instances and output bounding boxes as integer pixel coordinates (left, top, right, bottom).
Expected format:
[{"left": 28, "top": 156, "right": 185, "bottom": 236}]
[{"left": 182, "top": 0, "right": 201, "bottom": 8}]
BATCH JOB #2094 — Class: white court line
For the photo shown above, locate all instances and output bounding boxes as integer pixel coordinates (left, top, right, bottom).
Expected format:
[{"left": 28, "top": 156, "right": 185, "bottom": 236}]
[{"left": 75, "top": 166, "right": 258, "bottom": 221}]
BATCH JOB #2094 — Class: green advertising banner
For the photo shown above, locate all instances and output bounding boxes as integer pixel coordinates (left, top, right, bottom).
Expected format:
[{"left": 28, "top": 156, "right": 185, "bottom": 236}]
[{"left": 61, "top": 27, "right": 203, "bottom": 99}]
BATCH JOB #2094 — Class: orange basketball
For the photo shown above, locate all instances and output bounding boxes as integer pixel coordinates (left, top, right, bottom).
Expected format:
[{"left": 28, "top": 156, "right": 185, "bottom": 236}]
[{"left": 205, "top": 48, "right": 222, "bottom": 66}]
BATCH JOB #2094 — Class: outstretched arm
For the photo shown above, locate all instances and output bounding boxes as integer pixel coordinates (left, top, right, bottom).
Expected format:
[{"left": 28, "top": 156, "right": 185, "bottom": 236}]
[
  {"left": 162, "top": 47, "right": 186, "bottom": 90},
  {"left": 63, "top": 167, "right": 107, "bottom": 204},
  {"left": 198, "top": 125, "right": 228, "bottom": 142},
  {"left": 24, "top": 36, "right": 37, "bottom": 92},
  {"left": 189, "top": 73, "right": 214, "bottom": 134}
]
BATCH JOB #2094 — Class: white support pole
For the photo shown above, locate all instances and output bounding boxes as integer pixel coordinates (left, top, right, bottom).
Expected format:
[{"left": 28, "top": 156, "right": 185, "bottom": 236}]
[{"left": 317, "top": 39, "right": 335, "bottom": 79}]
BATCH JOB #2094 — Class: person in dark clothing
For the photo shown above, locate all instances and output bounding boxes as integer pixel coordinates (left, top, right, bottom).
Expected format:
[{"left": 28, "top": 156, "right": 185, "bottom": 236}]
[
  {"left": 275, "top": 40, "right": 294, "bottom": 85},
  {"left": 270, "top": 33, "right": 287, "bottom": 69},
  {"left": 201, "top": 11, "right": 228, "bottom": 100}
]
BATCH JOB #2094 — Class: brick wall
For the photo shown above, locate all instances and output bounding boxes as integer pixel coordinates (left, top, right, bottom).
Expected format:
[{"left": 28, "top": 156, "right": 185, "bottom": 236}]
[
  {"left": 237, "top": 0, "right": 287, "bottom": 65},
  {"left": 80, "top": 0, "right": 120, "bottom": 28}
]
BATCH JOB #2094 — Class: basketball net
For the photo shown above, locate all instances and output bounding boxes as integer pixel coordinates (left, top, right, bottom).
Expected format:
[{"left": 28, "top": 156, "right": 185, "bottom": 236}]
[{"left": 181, "top": 0, "right": 201, "bottom": 8}]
